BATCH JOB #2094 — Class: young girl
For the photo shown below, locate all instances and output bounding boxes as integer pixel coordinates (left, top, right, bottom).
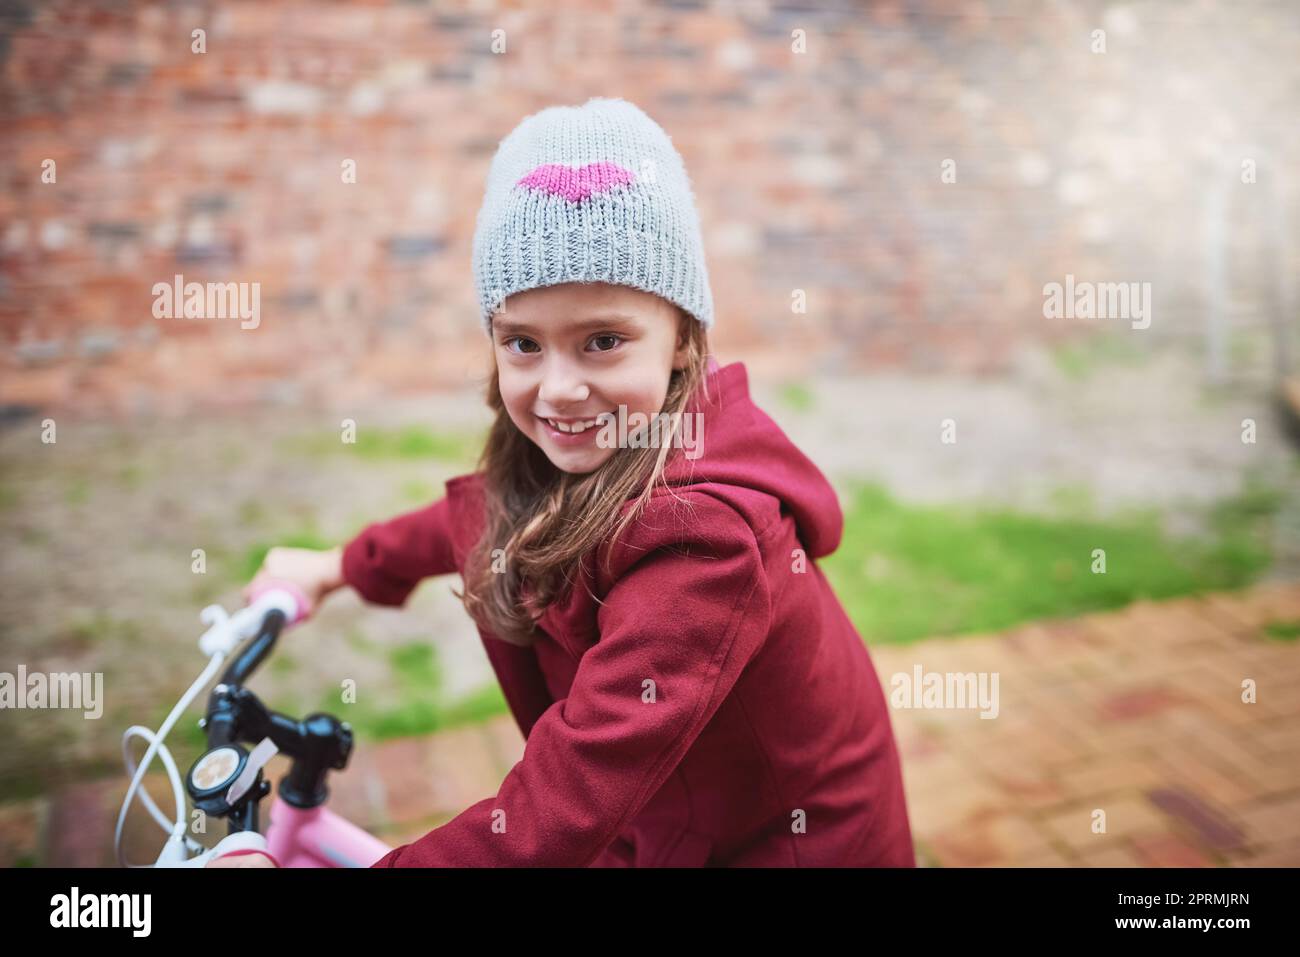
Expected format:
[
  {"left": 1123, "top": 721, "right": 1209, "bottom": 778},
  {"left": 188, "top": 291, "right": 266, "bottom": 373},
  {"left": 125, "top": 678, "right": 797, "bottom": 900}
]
[{"left": 241, "top": 97, "right": 914, "bottom": 868}]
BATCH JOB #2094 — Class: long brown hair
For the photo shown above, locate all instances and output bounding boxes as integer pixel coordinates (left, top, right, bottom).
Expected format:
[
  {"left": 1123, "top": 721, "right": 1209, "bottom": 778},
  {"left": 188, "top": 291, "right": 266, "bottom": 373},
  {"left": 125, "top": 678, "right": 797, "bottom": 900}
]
[{"left": 456, "top": 309, "right": 711, "bottom": 647}]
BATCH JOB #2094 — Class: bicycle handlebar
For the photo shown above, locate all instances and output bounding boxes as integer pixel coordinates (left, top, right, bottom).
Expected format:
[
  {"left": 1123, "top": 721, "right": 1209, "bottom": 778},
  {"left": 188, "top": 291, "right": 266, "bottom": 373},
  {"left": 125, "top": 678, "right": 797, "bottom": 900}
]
[
  {"left": 117, "top": 580, "right": 317, "bottom": 867},
  {"left": 200, "top": 589, "right": 354, "bottom": 818},
  {"left": 219, "top": 608, "right": 287, "bottom": 689}
]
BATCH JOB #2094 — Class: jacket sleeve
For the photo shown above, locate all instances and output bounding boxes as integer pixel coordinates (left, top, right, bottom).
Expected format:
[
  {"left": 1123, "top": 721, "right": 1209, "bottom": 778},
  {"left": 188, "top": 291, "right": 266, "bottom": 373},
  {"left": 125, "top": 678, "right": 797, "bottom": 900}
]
[
  {"left": 369, "top": 495, "right": 773, "bottom": 867},
  {"left": 480, "top": 634, "right": 556, "bottom": 742},
  {"left": 340, "top": 496, "right": 458, "bottom": 607},
  {"left": 343, "top": 493, "right": 556, "bottom": 740}
]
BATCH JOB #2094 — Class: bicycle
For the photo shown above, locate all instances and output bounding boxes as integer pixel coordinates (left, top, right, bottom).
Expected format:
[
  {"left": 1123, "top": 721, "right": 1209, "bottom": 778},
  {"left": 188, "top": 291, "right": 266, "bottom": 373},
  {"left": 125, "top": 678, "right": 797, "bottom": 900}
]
[{"left": 114, "top": 581, "right": 392, "bottom": 868}]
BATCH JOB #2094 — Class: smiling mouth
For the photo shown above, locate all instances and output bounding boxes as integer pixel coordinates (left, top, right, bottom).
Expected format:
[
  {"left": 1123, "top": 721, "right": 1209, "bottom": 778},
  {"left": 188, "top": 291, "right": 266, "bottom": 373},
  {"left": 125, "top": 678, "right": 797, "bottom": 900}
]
[{"left": 538, "top": 415, "right": 605, "bottom": 434}]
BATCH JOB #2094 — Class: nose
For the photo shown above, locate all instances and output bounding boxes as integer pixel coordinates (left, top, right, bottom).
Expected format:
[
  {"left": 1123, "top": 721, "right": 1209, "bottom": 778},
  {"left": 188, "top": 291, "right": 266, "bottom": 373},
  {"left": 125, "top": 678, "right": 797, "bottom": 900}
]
[{"left": 537, "top": 356, "right": 591, "bottom": 409}]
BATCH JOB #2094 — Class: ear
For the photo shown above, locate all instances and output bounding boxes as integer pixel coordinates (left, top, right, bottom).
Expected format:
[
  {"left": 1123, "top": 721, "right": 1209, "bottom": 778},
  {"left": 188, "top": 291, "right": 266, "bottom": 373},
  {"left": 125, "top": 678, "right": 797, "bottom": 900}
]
[{"left": 672, "top": 309, "right": 693, "bottom": 370}]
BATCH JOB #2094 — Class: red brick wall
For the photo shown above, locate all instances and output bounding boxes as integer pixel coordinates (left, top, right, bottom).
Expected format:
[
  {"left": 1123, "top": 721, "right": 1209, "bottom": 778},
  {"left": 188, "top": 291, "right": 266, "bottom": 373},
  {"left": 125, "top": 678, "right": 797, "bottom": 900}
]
[{"left": 2, "top": 0, "right": 1296, "bottom": 413}]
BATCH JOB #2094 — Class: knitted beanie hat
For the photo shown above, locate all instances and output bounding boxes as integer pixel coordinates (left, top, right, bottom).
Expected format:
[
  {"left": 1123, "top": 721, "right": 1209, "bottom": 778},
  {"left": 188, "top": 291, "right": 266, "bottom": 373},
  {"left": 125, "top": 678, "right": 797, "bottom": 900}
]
[{"left": 472, "top": 97, "right": 714, "bottom": 334}]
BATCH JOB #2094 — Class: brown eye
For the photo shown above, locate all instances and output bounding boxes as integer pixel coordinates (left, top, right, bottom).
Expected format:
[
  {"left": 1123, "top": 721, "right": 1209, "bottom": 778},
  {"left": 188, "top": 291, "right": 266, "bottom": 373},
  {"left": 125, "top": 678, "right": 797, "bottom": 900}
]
[
  {"left": 504, "top": 336, "right": 539, "bottom": 355},
  {"left": 589, "top": 334, "right": 623, "bottom": 352}
]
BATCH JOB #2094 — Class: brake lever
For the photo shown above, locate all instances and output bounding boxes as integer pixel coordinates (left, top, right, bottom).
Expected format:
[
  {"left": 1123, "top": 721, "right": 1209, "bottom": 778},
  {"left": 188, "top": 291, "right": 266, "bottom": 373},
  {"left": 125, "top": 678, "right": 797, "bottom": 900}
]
[{"left": 198, "top": 588, "right": 305, "bottom": 659}]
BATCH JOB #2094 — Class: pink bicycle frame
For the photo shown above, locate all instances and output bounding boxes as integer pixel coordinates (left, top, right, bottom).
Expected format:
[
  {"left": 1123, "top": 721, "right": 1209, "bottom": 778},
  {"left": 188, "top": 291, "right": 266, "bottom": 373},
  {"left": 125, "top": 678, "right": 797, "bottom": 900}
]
[{"left": 265, "top": 794, "right": 392, "bottom": 868}]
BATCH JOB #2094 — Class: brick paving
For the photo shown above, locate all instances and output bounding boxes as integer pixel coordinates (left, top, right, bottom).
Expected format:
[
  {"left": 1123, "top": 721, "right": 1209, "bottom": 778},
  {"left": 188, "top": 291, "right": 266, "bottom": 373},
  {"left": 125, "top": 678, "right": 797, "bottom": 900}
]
[
  {"left": 5, "top": 581, "right": 1297, "bottom": 867},
  {"left": 882, "top": 582, "right": 1300, "bottom": 867}
]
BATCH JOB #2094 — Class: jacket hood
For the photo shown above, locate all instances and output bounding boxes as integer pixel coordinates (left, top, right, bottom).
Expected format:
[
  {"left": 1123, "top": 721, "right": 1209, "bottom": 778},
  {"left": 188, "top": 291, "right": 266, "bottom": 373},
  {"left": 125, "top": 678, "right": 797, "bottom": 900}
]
[
  {"left": 444, "top": 360, "right": 844, "bottom": 561},
  {"left": 656, "top": 360, "right": 843, "bottom": 559}
]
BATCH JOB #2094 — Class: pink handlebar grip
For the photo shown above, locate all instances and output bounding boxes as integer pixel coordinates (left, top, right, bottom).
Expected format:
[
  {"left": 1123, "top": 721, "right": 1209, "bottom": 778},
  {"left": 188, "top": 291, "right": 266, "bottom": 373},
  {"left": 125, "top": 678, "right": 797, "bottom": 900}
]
[
  {"left": 213, "top": 848, "right": 282, "bottom": 867},
  {"left": 248, "top": 580, "right": 313, "bottom": 625}
]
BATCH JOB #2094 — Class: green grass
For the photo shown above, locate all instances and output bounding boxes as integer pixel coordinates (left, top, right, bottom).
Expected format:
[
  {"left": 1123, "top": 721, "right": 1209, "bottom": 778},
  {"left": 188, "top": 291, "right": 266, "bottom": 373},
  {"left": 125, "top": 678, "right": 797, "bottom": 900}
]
[
  {"left": 65, "top": 477, "right": 89, "bottom": 506},
  {"left": 1228, "top": 328, "right": 1270, "bottom": 367},
  {"left": 400, "top": 478, "right": 438, "bottom": 504},
  {"left": 116, "top": 463, "right": 143, "bottom": 490},
  {"left": 324, "top": 641, "right": 508, "bottom": 741},
  {"left": 777, "top": 381, "right": 816, "bottom": 413},
  {"left": 60, "top": 611, "right": 142, "bottom": 651},
  {"left": 822, "top": 481, "right": 1279, "bottom": 645},
  {"left": 189, "top": 571, "right": 230, "bottom": 605},
  {"left": 142, "top": 701, "right": 209, "bottom": 753},
  {"left": 390, "top": 642, "right": 440, "bottom": 687},
  {"left": 345, "top": 626, "right": 381, "bottom": 655},
  {"left": 438, "top": 682, "right": 510, "bottom": 725},
  {"left": 1204, "top": 479, "right": 1287, "bottom": 568},
  {"left": 1263, "top": 621, "right": 1300, "bottom": 642},
  {"left": 237, "top": 498, "right": 268, "bottom": 529},
  {"left": 235, "top": 530, "right": 335, "bottom": 583},
  {"left": 1051, "top": 332, "right": 1147, "bottom": 381},
  {"left": 291, "top": 424, "right": 483, "bottom": 465},
  {"left": 1045, "top": 483, "right": 1097, "bottom": 515}
]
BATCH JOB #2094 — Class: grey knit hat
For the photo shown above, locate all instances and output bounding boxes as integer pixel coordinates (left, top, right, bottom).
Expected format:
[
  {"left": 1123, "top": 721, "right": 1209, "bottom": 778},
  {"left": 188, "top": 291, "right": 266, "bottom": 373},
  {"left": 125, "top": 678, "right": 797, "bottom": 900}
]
[{"left": 472, "top": 97, "right": 714, "bottom": 334}]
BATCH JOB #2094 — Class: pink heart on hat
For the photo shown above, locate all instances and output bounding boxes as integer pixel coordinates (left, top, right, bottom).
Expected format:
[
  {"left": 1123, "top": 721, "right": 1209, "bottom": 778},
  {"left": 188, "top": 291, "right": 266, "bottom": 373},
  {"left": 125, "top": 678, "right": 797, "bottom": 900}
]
[{"left": 516, "top": 161, "right": 637, "bottom": 202}]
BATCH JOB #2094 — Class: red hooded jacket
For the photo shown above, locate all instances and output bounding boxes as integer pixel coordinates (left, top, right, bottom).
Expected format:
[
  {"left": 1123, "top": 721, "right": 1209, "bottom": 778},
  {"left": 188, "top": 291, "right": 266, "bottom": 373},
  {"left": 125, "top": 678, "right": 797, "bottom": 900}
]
[{"left": 341, "top": 360, "right": 915, "bottom": 867}]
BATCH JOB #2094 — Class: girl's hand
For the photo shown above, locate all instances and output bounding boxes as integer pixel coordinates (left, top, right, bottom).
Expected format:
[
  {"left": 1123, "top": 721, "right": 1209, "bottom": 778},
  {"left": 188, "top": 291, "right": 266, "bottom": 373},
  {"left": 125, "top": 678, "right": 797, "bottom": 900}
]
[
  {"left": 206, "top": 850, "right": 279, "bottom": 868},
  {"left": 243, "top": 545, "right": 345, "bottom": 611}
]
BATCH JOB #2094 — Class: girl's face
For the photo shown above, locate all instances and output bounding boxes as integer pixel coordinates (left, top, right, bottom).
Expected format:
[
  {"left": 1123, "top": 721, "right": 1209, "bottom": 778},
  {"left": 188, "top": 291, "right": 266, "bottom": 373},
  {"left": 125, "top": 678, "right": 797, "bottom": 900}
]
[{"left": 493, "top": 282, "right": 690, "bottom": 475}]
